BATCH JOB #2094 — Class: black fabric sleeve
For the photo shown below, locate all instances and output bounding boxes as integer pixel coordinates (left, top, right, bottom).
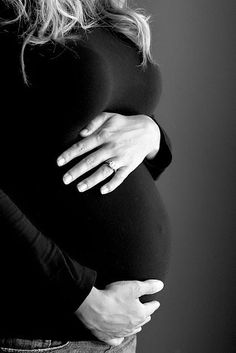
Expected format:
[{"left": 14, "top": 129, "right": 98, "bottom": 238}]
[
  {"left": 0, "top": 188, "right": 97, "bottom": 313},
  {"left": 143, "top": 115, "right": 173, "bottom": 180}
]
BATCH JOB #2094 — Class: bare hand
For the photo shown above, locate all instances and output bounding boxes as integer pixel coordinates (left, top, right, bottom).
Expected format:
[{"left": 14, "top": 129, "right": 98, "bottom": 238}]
[
  {"left": 57, "top": 112, "right": 160, "bottom": 194},
  {"left": 75, "top": 279, "right": 164, "bottom": 346}
]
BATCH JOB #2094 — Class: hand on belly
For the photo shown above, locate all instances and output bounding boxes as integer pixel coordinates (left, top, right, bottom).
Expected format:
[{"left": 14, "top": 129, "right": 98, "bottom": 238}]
[
  {"left": 57, "top": 111, "right": 160, "bottom": 194},
  {"left": 75, "top": 279, "right": 164, "bottom": 346}
]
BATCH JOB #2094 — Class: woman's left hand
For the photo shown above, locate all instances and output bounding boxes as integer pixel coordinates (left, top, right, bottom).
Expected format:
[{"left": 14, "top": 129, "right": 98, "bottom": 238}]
[{"left": 57, "top": 112, "right": 161, "bottom": 194}]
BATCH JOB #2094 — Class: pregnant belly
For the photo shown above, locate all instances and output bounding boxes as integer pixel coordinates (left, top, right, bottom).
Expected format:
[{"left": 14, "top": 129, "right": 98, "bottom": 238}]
[
  {"left": 1, "top": 163, "right": 170, "bottom": 340},
  {"left": 12, "top": 161, "right": 171, "bottom": 295},
  {"left": 47, "top": 163, "right": 171, "bottom": 291}
]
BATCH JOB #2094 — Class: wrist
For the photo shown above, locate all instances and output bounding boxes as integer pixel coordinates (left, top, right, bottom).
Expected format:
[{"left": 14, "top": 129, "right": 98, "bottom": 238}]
[
  {"left": 144, "top": 116, "right": 161, "bottom": 160},
  {"left": 75, "top": 286, "right": 105, "bottom": 319},
  {"left": 146, "top": 147, "right": 159, "bottom": 160}
]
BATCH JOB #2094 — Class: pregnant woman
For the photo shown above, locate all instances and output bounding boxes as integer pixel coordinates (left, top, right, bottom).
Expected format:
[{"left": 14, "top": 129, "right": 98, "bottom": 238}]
[{"left": 0, "top": 0, "right": 172, "bottom": 352}]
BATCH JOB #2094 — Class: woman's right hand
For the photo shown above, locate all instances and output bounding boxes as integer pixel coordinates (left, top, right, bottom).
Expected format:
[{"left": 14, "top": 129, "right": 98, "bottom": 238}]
[{"left": 75, "top": 279, "right": 164, "bottom": 346}]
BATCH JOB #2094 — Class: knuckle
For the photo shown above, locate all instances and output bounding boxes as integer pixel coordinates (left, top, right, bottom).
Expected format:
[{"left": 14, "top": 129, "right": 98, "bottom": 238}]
[
  {"left": 102, "top": 112, "right": 111, "bottom": 122},
  {"left": 101, "top": 165, "right": 112, "bottom": 176},
  {"left": 69, "top": 142, "right": 86, "bottom": 156},
  {"left": 123, "top": 328, "right": 132, "bottom": 335},
  {"left": 117, "top": 172, "right": 126, "bottom": 181},
  {"left": 111, "top": 141, "right": 118, "bottom": 151},
  {"left": 132, "top": 281, "right": 141, "bottom": 296},
  {"left": 106, "top": 140, "right": 117, "bottom": 151},
  {"left": 110, "top": 113, "right": 123, "bottom": 123},
  {"left": 137, "top": 311, "right": 146, "bottom": 323},
  {"left": 74, "top": 142, "right": 83, "bottom": 150},
  {"left": 117, "top": 168, "right": 128, "bottom": 180},
  {"left": 85, "top": 157, "right": 94, "bottom": 166},
  {"left": 97, "top": 129, "right": 110, "bottom": 142},
  {"left": 128, "top": 318, "right": 137, "bottom": 329}
]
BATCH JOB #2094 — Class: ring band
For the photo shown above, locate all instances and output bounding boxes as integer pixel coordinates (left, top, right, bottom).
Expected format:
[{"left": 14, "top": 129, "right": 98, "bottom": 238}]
[{"left": 104, "top": 160, "right": 117, "bottom": 173}]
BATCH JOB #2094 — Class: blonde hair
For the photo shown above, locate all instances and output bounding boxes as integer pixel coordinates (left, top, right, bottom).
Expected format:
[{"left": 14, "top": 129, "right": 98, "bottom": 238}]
[{"left": 2, "top": 0, "right": 154, "bottom": 81}]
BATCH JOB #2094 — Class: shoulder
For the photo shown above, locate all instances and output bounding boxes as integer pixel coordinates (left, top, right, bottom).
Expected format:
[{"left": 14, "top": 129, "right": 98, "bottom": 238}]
[{"left": 25, "top": 35, "right": 106, "bottom": 88}]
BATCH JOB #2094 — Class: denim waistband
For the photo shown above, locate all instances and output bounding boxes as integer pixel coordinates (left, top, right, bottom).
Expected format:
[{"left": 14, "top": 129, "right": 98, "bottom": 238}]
[
  {"left": 0, "top": 335, "right": 137, "bottom": 353},
  {"left": 0, "top": 338, "right": 68, "bottom": 350}
]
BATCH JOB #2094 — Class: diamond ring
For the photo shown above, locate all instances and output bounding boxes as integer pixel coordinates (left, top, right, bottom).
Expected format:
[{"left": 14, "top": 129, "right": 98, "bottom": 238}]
[{"left": 104, "top": 160, "right": 117, "bottom": 173}]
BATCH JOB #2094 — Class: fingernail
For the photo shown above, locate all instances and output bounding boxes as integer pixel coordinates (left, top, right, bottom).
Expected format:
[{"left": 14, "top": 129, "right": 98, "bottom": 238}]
[
  {"left": 149, "top": 280, "right": 164, "bottom": 289},
  {"left": 63, "top": 173, "right": 73, "bottom": 185},
  {"left": 57, "top": 157, "right": 65, "bottom": 166},
  {"left": 149, "top": 279, "right": 164, "bottom": 284},
  {"left": 77, "top": 183, "right": 87, "bottom": 192},
  {"left": 80, "top": 129, "right": 89, "bottom": 135},
  {"left": 100, "top": 186, "right": 109, "bottom": 194},
  {"left": 157, "top": 281, "right": 164, "bottom": 290}
]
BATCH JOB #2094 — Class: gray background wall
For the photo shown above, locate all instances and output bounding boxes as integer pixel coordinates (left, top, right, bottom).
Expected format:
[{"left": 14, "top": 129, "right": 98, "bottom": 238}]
[{"left": 135, "top": 1, "right": 235, "bottom": 352}]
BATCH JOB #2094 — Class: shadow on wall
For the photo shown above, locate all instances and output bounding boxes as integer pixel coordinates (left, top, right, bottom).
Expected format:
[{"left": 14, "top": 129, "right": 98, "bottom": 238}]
[{"left": 136, "top": 0, "right": 235, "bottom": 352}]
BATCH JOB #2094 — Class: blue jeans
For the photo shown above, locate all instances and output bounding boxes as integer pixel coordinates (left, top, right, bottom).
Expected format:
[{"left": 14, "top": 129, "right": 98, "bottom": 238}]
[{"left": 0, "top": 336, "right": 137, "bottom": 353}]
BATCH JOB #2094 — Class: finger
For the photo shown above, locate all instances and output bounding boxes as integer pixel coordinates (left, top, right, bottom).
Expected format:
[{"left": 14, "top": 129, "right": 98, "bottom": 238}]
[
  {"left": 126, "top": 316, "right": 151, "bottom": 335},
  {"left": 125, "top": 327, "right": 142, "bottom": 337},
  {"left": 91, "top": 329, "right": 124, "bottom": 346},
  {"left": 143, "top": 300, "right": 160, "bottom": 317},
  {"left": 57, "top": 135, "right": 101, "bottom": 167},
  {"left": 77, "top": 163, "right": 114, "bottom": 192},
  {"left": 80, "top": 112, "right": 114, "bottom": 136},
  {"left": 137, "top": 315, "right": 151, "bottom": 328},
  {"left": 62, "top": 148, "right": 111, "bottom": 185},
  {"left": 103, "top": 337, "right": 124, "bottom": 347},
  {"left": 100, "top": 166, "right": 130, "bottom": 194},
  {"left": 133, "top": 279, "right": 164, "bottom": 298}
]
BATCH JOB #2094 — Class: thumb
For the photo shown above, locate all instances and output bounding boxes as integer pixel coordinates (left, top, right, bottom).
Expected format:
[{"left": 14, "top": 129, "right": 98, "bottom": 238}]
[
  {"left": 80, "top": 112, "right": 113, "bottom": 136},
  {"left": 132, "top": 280, "right": 164, "bottom": 298}
]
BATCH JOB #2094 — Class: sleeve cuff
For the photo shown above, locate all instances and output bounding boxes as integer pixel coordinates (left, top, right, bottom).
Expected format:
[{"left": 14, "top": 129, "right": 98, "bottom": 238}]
[
  {"left": 143, "top": 115, "right": 172, "bottom": 180},
  {"left": 67, "top": 265, "right": 97, "bottom": 313},
  {"left": 49, "top": 251, "right": 97, "bottom": 314}
]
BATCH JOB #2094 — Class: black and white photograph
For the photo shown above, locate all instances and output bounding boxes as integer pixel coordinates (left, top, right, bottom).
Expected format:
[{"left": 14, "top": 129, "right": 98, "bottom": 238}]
[{"left": 0, "top": 0, "right": 235, "bottom": 352}]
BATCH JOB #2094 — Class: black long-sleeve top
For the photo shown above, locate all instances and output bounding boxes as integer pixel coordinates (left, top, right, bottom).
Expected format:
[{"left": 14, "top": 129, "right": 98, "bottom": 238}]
[{"left": 0, "top": 3, "right": 172, "bottom": 341}]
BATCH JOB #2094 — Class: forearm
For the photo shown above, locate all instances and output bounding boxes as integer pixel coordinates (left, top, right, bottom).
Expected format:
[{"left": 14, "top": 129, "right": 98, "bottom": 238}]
[{"left": 0, "top": 188, "right": 97, "bottom": 313}]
